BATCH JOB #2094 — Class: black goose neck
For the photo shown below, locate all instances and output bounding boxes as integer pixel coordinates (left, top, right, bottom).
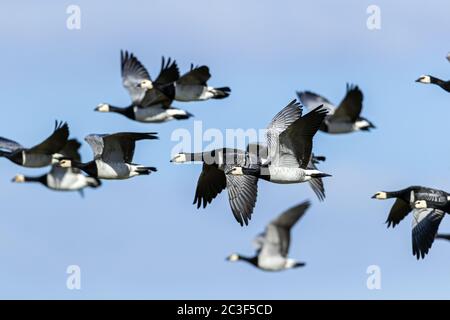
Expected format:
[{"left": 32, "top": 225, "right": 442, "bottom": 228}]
[
  {"left": 24, "top": 175, "right": 47, "bottom": 185},
  {"left": 109, "top": 106, "right": 135, "bottom": 120},
  {"left": 239, "top": 255, "right": 259, "bottom": 267}
]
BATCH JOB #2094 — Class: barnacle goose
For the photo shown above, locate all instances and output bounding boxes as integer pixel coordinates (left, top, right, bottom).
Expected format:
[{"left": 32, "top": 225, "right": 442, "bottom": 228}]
[
  {"left": 297, "top": 84, "right": 375, "bottom": 133},
  {"left": 372, "top": 186, "right": 450, "bottom": 259},
  {"left": 59, "top": 132, "right": 158, "bottom": 180},
  {"left": 0, "top": 121, "right": 69, "bottom": 168},
  {"left": 226, "top": 201, "right": 310, "bottom": 271}
]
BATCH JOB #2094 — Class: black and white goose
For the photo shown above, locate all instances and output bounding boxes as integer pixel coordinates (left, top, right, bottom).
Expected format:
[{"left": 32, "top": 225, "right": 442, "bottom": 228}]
[
  {"left": 96, "top": 51, "right": 192, "bottom": 123},
  {"left": 372, "top": 186, "right": 450, "bottom": 259},
  {"left": 140, "top": 64, "right": 230, "bottom": 101},
  {"left": 415, "top": 54, "right": 450, "bottom": 92},
  {"left": 12, "top": 139, "right": 101, "bottom": 195},
  {"left": 170, "top": 148, "right": 260, "bottom": 226},
  {"left": 297, "top": 84, "right": 375, "bottom": 133},
  {"left": 59, "top": 132, "right": 158, "bottom": 180},
  {"left": 227, "top": 100, "right": 331, "bottom": 196},
  {"left": 0, "top": 121, "right": 69, "bottom": 168},
  {"left": 226, "top": 201, "right": 310, "bottom": 271}
]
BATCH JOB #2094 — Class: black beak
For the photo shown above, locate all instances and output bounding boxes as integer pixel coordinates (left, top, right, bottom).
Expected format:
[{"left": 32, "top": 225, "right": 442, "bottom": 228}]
[
  {"left": 415, "top": 78, "right": 422, "bottom": 82},
  {"left": 371, "top": 194, "right": 377, "bottom": 199},
  {"left": 11, "top": 177, "right": 16, "bottom": 182}
]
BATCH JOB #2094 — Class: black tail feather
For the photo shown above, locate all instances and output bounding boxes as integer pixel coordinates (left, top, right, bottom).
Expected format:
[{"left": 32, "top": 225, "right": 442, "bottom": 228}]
[
  {"left": 136, "top": 167, "right": 157, "bottom": 175},
  {"left": 211, "top": 87, "right": 231, "bottom": 99}
]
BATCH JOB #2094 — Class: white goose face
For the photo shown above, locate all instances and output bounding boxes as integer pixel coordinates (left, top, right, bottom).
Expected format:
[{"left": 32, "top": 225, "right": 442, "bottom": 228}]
[
  {"left": 51, "top": 153, "right": 64, "bottom": 165},
  {"left": 416, "top": 75, "right": 431, "bottom": 84},
  {"left": 139, "top": 79, "right": 153, "bottom": 90},
  {"left": 228, "top": 167, "right": 243, "bottom": 176},
  {"left": 227, "top": 253, "right": 240, "bottom": 262},
  {"left": 59, "top": 159, "right": 72, "bottom": 168},
  {"left": 372, "top": 191, "right": 387, "bottom": 200},
  {"left": 95, "top": 103, "right": 110, "bottom": 112},
  {"left": 12, "top": 174, "right": 25, "bottom": 183},
  {"left": 170, "top": 153, "right": 187, "bottom": 163},
  {"left": 414, "top": 200, "right": 428, "bottom": 209}
]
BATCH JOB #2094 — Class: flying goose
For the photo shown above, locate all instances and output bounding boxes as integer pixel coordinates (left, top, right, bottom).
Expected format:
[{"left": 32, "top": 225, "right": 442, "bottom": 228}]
[
  {"left": 226, "top": 201, "right": 310, "bottom": 271},
  {"left": 140, "top": 64, "right": 230, "bottom": 101},
  {"left": 297, "top": 84, "right": 375, "bottom": 133},
  {"left": 96, "top": 51, "right": 192, "bottom": 123},
  {"left": 415, "top": 54, "right": 450, "bottom": 92},
  {"left": 170, "top": 148, "right": 260, "bottom": 226},
  {"left": 227, "top": 100, "right": 331, "bottom": 196},
  {"left": 0, "top": 121, "right": 69, "bottom": 168},
  {"left": 59, "top": 132, "right": 158, "bottom": 180},
  {"left": 372, "top": 186, "right": 450, "bottom": 259},
  {"left": 12, "top": 139, "right": 101, "bottom": 195}
]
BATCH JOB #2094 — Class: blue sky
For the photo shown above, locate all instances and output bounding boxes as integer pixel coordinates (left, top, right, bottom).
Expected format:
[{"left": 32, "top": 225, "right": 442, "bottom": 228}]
[{"left": 0, "top": 0, "right": 450, "bottom": 299}]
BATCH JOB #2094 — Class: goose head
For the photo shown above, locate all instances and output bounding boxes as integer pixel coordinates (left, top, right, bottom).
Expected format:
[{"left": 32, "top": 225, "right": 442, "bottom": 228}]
[
  {"left": 414, "top": 200, "right": 428, "bottom": 209},
  {"left": 226, "top": 167, "right": 244, "bottom": 175},
  {"left": 59, "top": 159, "right": 73, "bottom": 168},
  {"left": 170, "top": 153, "right": 187, "bottom": 163},
  {"left": 12, "top": 174, "right": 25, "bottom": 183},
  {"left": 51, "top": 153, "right": 64, "bottom": 165},
  {"left": 371, "top": 191, "right": 387, "bottom": 199},
  {"left": 137, "top": 79, "right": 153, "bottom": 90},
  {"left": 95, "top": 103, "right": 111, "bottom": 112},
  {"left": 416, "top": 75, "right": 431, "bottom": 84},
  {"left": 226, "top": 253, "right": 240, "bottom": 262}
]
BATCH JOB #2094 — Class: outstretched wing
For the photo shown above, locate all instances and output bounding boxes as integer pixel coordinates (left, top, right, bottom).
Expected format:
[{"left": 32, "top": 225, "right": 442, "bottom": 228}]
[
  {"left": 225, "top": 173, "right": 258, "bottom": 226},
  {"left": 0, "top": 137, "right": 23, "bottom": 152},
  {"left": 332, "top": 84, "right": 363, "bottom": 122},
  {"left": 265, "top": 100, "right": 303, "bottom": 165},
  {"left": 385, "top": 198, "right": 411, "bottom": 228},
  {"left": 102, "top": 132, "right": 158, "bottom": 163},
  {"left": 269, "top": 201, "right": 311, "bottom": 257},
  {"left": 193, "top": 163, "right": 227, "bottom": 209},
  {"left": 306, "top": 154, "right": 326, "bottom": 201},
  {"left": 153, "top": 56, "right": 179, "bottom": 86},
  {"left": 28, "top": 121, "right": 69, "bottom": 155},
  {"left": 121, "top": 50, "right": 151, "bottom": 104},
  {"left": 297, "top": 91, "right": 336, "bottom": 114},
  {"left": 85, "top": 134, "right": 106, "bottom": 159},
  {"left": 278, "top": 105, "right": 328, "bottom": 168},
  {"left": 177, "top": 65, "right": 211, "bottom": 86},
  {"left": 412, "top": 208, "right": 445, "bottom": 259}
]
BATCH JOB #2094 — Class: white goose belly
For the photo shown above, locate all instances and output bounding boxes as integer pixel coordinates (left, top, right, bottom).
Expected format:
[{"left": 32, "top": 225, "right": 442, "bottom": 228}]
[
  {"left": 47, "top": 171, "right": 88, "bottom": 191},
  {"left": 22, "top": 152, "right": 52, "bottom": 168},
  {"left": 133, "top": 106, "right": 172, "bottom": 123},
  {"left": 258, "top": 255, "right": 287, "bottom": 271},
  {"left": 268, "top": 167, "right": 306, "bottom": 184},
  {"left": 175, "top": 84, "right": 208, "bottom": 101},
  {"left": 96, "top": 161, "right": 131, "bottom": 179}
]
